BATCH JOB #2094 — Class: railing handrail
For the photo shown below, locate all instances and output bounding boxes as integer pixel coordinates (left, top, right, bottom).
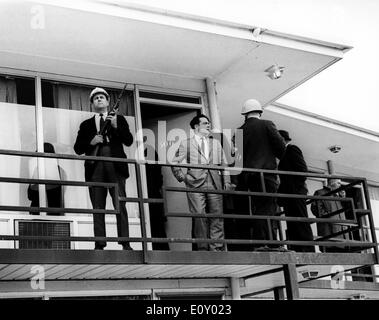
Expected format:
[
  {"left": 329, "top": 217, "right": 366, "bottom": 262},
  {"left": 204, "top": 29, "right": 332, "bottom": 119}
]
[
  {"left": 0, "top": 148, "right": 377, "bottom": 261},
  {"left": 0, "top": 148, "right": 366, "bottom": 181},
  {"left": 1, "top": 234, "right": 376, "bottom": 248}
]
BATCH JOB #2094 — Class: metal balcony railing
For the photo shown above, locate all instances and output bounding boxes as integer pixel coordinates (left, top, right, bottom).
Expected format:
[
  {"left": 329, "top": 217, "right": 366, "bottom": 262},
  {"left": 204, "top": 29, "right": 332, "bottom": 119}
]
[{"left": 0, "top": 148, "right": 377, "bottom": 264}]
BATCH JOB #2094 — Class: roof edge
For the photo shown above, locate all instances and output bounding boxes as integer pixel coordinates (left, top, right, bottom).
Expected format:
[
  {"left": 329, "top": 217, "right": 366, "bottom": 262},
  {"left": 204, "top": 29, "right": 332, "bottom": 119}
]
[
  {"left": 268, "top": 102, "right": 379, "bottom": 139},
  {"left": 34, "top": 0, "right": 351, "bottom": 57}
]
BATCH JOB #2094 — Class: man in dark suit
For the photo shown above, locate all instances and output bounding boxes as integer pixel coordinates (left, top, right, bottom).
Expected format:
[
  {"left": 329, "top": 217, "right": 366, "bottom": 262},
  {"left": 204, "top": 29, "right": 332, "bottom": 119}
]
[
  {"left": 235, "top": 99, "right": 286, "bottom": 251},
  {"left": 311, "top": 179, "right": 347, "bottom": 252},
  {"left": 74, "top": 87, "right": 133, "bottom": 250},
  {"left": 277, "top": 130, "right": 315, "bottom": 252}
]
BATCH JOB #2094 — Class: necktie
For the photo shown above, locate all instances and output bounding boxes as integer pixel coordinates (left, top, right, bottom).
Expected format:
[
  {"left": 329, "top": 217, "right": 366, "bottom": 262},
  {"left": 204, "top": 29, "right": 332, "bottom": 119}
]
[
  {"left": 200, "top": 137, "right": 205, "bottom": 155},
  {"left": 99, "top": 113, "right": 105, "bottom": 132}
]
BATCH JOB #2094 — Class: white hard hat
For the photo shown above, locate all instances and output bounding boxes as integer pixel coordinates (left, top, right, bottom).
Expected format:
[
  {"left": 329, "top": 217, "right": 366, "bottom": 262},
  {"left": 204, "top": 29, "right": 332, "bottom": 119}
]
[
  {"left": 241, "top": 99, "right": 262, "bottom": 115},
  {"left": 89, "top": 87, "right": 110, "bottom": 102}
]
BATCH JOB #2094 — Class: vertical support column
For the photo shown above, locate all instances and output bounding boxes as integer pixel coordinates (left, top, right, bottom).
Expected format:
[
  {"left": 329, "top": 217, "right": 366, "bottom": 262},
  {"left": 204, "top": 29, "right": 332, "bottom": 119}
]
[
  {"left": 362, "top": 179, "right": 379, "bottom": 264},
  {"left": 205, "top": 78, "right": 221, "bottom": 132},
  {"left": 35, "top": 74, "right": 46, "bottom": 215},
  {"left": 327, "top": 160, "right": 335, "bottom": 175},
  {"left": 135, "top": 162, "right": 148, "bottom": 263},
  {"left": 230, "top": 277, "right": 241, "bottom": 300},
  {"left": 134, "top": 85, "right": 152, "bottom": 251},
  {"left": 283, "top": 264, "right": 300, "bottom": 300},
  {"left": 273, "top": 287, "right": 285, "bottom": 300}
]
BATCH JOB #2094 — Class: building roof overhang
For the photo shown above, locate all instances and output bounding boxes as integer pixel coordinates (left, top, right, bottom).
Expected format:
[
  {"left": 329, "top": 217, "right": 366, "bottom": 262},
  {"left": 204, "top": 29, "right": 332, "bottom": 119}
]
[
  {"left": 0, "top": 1, "right": 350, "bottom": 99},
  {"left": 261, "top": 103, "right": 379, "bottom": 183}
]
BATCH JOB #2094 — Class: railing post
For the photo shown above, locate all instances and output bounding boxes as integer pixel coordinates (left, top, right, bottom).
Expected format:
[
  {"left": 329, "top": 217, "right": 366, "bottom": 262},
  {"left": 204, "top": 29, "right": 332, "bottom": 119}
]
[
  {"left": 283, "top": 264, "right": 300, "bottom": 300},
  {"left": 273, "top": 287, "right": 285, "bottom": 300},
  {"left": 259, "top": 172, "right": 266, "bottom": 193},
  {"left": 230, "top": 277, "right": 241, "bottom": 300},
  {"left": 35, "top": 75, "right": 47, "bottom": 215},
  {"left": 162, "top": 185, "right": 170, "bottom": 250},
  {"left": 135, "top": 162, "right": 148, "bottom": 262},
  {"left": 267, "top": 218, "right": 273, "bottom": 241},
  {"left": 362, "top": 179, "right": 379, "bottom": 264}
]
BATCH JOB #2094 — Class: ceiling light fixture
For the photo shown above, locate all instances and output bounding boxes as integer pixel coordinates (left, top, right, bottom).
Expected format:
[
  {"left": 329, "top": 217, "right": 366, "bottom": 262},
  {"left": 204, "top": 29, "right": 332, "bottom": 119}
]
[
  {"left": 265, "top": 64, "right": 284, "bottom": 80},
  {"left": 328, "top": 145, "right": 342, "bottom": 153}
]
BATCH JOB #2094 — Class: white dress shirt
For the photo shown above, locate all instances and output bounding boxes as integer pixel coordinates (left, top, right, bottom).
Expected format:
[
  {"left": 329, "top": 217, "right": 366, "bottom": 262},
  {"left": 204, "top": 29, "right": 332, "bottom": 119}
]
[
  {"left": 95, "top": 112, "right": 108, "bottom": 133},
  {"left": 194, "top": 134, "right": 209, "bottom": 160}
]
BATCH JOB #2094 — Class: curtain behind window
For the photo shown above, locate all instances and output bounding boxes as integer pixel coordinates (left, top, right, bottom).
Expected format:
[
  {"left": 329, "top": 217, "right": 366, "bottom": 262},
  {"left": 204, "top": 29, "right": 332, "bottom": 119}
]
[
  {"left": 52, "top": 84, "right": 134, "bottom": 116},
  {"left": 0, "top": 77, "right": 17, "bottom": 103}
]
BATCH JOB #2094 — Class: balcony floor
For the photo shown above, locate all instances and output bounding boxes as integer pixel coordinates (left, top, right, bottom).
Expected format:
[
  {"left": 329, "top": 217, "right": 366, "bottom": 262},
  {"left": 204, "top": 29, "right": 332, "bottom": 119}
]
[
  {"left": 0, "top": 250, "right": 374, "bottom": 280},
  {"left": 0, "top": 249, "right": 376, "bottom": 299}
]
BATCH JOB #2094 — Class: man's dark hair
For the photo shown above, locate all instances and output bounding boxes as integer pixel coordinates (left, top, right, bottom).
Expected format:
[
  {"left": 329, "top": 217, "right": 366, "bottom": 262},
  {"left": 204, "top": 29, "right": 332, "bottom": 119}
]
[{"left": 190, "top": 114, "right": 210, "bottom": 129}]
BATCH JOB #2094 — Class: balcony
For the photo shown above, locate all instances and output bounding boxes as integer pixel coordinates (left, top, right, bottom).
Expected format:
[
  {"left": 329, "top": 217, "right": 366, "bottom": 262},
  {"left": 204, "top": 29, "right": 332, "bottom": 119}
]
[{"left": 0, "top": 149, "right": 377, "bottom": 300}]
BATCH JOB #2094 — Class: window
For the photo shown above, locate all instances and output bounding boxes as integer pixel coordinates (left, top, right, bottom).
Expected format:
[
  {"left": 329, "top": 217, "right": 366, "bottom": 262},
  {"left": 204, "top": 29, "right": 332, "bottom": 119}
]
[
  {"left": 140, "top": 91, "right": 201, "bottom": 104},
  {"left": 0, "top": 75, "right": 35, "bottom": 105},
  {"left": 41, "top": 80, "right": 135, "bottom": 115}
]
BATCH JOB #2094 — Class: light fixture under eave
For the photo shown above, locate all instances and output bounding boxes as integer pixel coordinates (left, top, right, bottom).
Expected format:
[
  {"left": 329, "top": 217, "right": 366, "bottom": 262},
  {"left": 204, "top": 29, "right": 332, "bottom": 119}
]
[
  {"left": 265, "top": 64, "right": 285, "bottom": 80},
  {"left": 328, "top": 145, "right": 342, "bottom": 153}
]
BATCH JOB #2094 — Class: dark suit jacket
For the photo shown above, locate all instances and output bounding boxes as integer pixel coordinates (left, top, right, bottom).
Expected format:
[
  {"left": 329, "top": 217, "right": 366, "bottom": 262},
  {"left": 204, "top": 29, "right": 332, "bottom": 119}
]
[
  {"left": 311, "top": 186, "right": 346, "bottom": 238},
  {"left": 74, "top": 114, "right": 133, "bottom": 181},
  {"left": 240, "top": 117, "right": 285, "bottom": 171},
  {"left": 278, "top": 144, "right": 308, "bottom": 195}
]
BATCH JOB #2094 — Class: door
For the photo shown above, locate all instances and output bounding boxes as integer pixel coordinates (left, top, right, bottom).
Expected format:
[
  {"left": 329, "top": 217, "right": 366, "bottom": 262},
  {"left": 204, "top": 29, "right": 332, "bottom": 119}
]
[{"left": 141, "top": 103, "right": 198, "bottom": 251}]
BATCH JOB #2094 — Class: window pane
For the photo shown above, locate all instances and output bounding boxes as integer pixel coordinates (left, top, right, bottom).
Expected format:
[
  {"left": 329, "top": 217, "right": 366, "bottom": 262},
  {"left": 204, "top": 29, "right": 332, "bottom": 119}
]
[
  {"left": 0, "top": 76, "right": 37, "bottom": 248},
  {"left": 41, "top": 80, "right": 135, "bottom": 116},
  {"left": 0, "top": 75, "right": 35, "bottom": 106}
]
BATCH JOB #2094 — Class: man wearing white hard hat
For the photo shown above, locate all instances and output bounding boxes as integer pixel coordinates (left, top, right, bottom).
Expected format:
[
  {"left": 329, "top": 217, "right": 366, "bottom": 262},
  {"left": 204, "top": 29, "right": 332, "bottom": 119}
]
[
  {"left": 74, "top": 87, "right": 134, "bottom": 250},
  {"left": 234, "top": 99, "right": 285, "bottom": 251}
]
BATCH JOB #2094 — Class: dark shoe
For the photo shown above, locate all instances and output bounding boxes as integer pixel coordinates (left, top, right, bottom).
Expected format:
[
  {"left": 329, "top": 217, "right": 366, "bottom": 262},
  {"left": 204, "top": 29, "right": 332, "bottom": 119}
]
[
  {"left": 254, "top": 246, "right": 271, "bottom": 252},
  {"left": 254, "top": 246, "right": 293, "bottom": 252},
  {"left": 122, "top": 244, "right": 133, "bottom": 250},
  {"left": 95, "top": 245, "right": 105, "bottom": 250},
  {"left": 271, "top": 246, "right": 294, "bottom": 252}
]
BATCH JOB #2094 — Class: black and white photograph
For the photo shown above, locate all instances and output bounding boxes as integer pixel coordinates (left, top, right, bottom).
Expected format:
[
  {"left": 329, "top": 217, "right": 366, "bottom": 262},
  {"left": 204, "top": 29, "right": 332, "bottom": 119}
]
[{"left": 0, "top": 0, "right": 378, "bottom": 309}]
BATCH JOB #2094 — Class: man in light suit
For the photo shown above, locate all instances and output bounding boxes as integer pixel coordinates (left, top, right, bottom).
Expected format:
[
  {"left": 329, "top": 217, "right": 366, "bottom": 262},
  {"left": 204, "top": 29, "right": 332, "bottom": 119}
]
[
  {"left": 171, "top": 114, "right": 231, "bottom": 251},
  {"left": 74, "top": 87, "right": 133, "bottom": 250}
]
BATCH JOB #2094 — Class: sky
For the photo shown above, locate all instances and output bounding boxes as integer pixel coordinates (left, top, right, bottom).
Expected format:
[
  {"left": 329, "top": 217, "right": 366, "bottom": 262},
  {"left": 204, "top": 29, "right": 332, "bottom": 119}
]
[{"left": 121, "top": 0, "right": 379, "bottom": 133}]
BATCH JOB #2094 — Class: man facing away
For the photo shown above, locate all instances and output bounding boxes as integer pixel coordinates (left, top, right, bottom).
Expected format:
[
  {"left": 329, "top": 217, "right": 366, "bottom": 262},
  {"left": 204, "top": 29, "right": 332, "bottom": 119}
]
[
  {"left": 277, "top": 129, "right": 315, "bottom": 252},
  {"left": 171, "top": 114, "right": 232, "bottom": 251},
  {"left": 235, "top": 99, "right": 286, "bottom": 251},
  {"left": 74, "top": 87, "right": 133, "bottom": 250}
]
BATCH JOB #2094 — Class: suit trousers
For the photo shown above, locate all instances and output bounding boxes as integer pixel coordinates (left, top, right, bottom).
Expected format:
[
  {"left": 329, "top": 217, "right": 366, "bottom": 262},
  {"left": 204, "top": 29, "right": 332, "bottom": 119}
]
[
  {"left": 149, "top": 202, "right": 169, "bottom": 250},
  {"left": 89, "top": 146, "right": 129, "bottom": 248},
  {"left": 247, "top": 173, "right": 278, "bottom": 245},
  {"left": 28, "top": 186, "right": 62, "bottom": 215},
  {"left": 186, "top": 174, "right": 224, "bottom": 251},
  {"left": 281, "top": 198, "right": 315, "bottom": 252}
]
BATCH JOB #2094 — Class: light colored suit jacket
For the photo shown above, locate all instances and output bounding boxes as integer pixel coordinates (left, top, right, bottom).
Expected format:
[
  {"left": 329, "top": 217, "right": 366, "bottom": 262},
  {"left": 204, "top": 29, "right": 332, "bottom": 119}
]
[{"left": 171, "top": 136, "right": 230, "bottom": 190}]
